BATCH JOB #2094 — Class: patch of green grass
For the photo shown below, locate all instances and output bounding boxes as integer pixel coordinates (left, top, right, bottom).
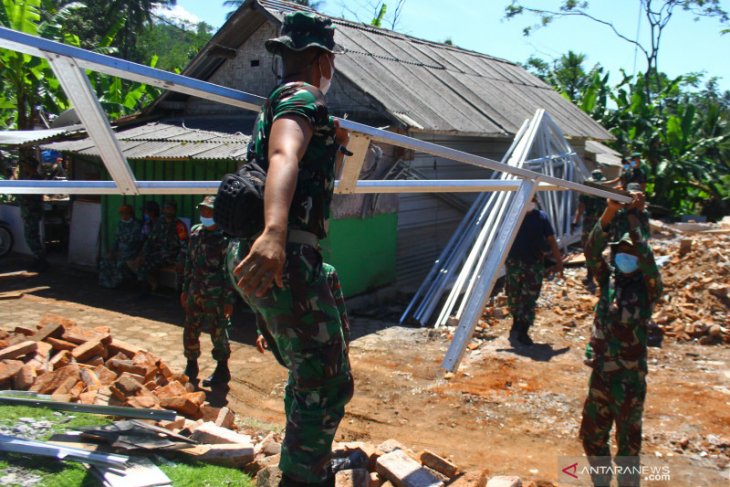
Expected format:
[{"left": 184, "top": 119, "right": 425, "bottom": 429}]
[
  {"left": 156, "top": 454, "right": 255, "bottom": 487},
  {"left": 0, "top": 405, "right": 254, "bottom": 486}
]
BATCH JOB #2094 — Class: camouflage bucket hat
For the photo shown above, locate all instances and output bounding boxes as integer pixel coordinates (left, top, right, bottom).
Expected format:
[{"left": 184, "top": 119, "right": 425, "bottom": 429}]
[
  {"left": 198, "top": 195, "right": 215, "bottom": 209},
  {"left": 590, "top": 169, "right": 605, "bottom": 181},
  {"left": 265, "top": 11, "right": 344, "bottom": 54}
]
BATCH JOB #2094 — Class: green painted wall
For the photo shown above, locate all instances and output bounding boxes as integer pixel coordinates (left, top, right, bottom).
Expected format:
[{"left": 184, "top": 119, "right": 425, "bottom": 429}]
[
  {"left": 99, "top": 157, "right": 397, "bottom": 297},
  {"left": 320, "top": 213, "right": 397, "bottom": 297}
]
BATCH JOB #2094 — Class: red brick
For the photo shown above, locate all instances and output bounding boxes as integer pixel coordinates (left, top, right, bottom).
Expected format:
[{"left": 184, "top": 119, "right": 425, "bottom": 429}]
[
  {"left": 107, "top": 359, "right": 147, "bottom": 377},
  {"left": 128, "top": 395, "right": 158, "bottom": 409},
  {"left": 46, "top": 337, "right": 76, "bottom": 352},
  {"left": 30, "top": 364, "right": 81, "bottom": 394},
  {"left": 215, "top": 407, "right": 236, "bottom": 429},
  {"left": 201, "top": 403, "right": 221, "bottom": 422},
  {"left": 31, "top": 323, "right": 63, "bottom": 342},
  {"left": 68, "top": 380, "right": 85, "bottom": 400},
  {"left": 85, "top": 355, "right": 105, "bottom": 366},
  {"left": 0, "top": 330, "right": 9, "bottom": 340},
  {"left": 78, "top": 390, "right": 97, "bottom": 404},
  {"left": 62, "top": 326, "right": 105, "bottom": 345},
  {"left": 13, "top": 364, "right": 37, "bottom": 389},
  {"left": 159, "top": 395, "right": 200, "bottom": 417},
  {"left": 107, "top": 339, "right": 141, "bottom": 358},
  {"left": 155, "top": 380, "right": 187, "bottom": 400},
  {"left": 14, "top": 326, "right": 35, "bottom": 336},
  {"left": 158, "top": 362, "right": 174, "bottom": 379},
  {"left": 0, "top": 340, "right": 38, "bottom": 361},
  {"left": 0, "top": 360, "right": 24, "bottom": 383},
  {"left": 72, "top": 339, "right": 104, "bottom": 362},
  {"left": 110, "top": 373, "right": 144, "bottom": 400},
  {"left": 53, "top": 376, "right": 81, "bottom": 396},
  {"left": 80, "top": 368, "right": 101, "bottom": 389},
  {"left": 93, "top": 365, "right": 117, "bottom": 385},
  {"left": 49, "top": 350, "right": 73, "bottom": 370},
  {"left": 38, "top": 314, "right": 75, "bottom": 330},
  {"left": 186, "top": 391, "right": 206, "bottom": 408}
]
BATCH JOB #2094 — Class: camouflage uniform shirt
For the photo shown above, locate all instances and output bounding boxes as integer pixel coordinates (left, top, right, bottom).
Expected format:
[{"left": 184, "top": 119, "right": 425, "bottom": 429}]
[
  {"left": 248, "top": 81, "right": 338, "bottom": 239},
  {"left": 182, "top": 224, "right": 236, "bottom": 310},
  {"left": 584, "top": 220, "right": 662, "bottom": 373}
]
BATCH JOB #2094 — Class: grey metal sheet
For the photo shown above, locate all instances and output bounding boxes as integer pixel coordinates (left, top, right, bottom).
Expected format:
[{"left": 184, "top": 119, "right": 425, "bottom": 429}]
[{"left": 260, "top": 1, "right": 613, "bottom": 140}]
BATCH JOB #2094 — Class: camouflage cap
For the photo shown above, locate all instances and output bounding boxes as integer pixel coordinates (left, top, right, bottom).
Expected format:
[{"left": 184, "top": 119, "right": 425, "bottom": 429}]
[
  {"left": 609, "top": 232, "right": 634, "bottom": 248},
  {"left": 198, "top": 195, "right": 215, "bottom": 209},
  {"left": 590, "top": 169, "right": 605, "bottom": 181},
  {"left": 265, "top": 11, "right": 344, "bottom": 54}
]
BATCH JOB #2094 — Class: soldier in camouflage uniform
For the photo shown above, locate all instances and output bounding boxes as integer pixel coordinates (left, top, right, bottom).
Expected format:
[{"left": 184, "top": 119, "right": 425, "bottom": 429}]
[
  {"left": 573, "top": 169, "right": 608, "bottom": 287},
  {"left": 181, "top": 196, "right": 235, "bottom": 387},
  {"left": 226, "top": 12, "right": 352, "bottom": 486},
  {"left": 18, "top": 158, "right": 48, "bottom": 271},
  {"left": 98, "top": 204, "right": 143, "bottom": 288},
  {"left": 132, "top": 201, "right": 188, "bottom": 291},
  {"left": 619, "top": 152, "right": 647, "bottom": 191},
  {"left": 505, "top": 196, "right": 564, "bottom": 346},
  {"left": 579, "top": 192, "right": 662, "bottom": 487}
]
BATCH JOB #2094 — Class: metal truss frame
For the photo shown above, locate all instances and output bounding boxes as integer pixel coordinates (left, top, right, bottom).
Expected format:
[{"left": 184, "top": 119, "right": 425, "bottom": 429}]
[{"left": 0, "top": 26, "right": 630, "bottom": 371}]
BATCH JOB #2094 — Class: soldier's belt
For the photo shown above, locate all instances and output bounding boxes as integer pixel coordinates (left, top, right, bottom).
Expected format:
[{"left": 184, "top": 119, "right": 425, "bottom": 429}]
[{"left": 288, "top": 229, "right": 319, "bottom": 247}]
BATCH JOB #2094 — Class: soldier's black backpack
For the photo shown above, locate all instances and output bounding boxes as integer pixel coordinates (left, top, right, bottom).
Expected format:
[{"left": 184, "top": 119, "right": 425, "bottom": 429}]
[{"left": 214, "top": 160, "right": 266, "bottom": 239}]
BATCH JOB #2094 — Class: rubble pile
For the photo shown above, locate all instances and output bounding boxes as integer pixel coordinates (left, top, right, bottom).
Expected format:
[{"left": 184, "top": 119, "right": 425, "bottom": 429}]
[{"left": 651, "top": 232, "right": 730, "bottom": 345}]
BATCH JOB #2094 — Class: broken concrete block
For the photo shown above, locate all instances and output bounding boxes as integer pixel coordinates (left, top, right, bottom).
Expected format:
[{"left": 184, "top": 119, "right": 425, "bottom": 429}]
[
  {"left": 336, "top": 469, "right": 370, "bottom": 487},
  {"left": 376, "top": 449, "right": 444, "bottom": 487},
  {"left": 0, "top": 340, "right": 37, "bottom": 361},
  {"left": 215, "top": 406, "right": 236, "bottom": 429},
  {"left": 0, "top": 360, "right": 24, "bottom": 384},
  {"left": 190, "top": 422, "right": 253, "bottom": 446},
  {"left": 255, "top": 432, "right": 282, "bottom": 457},
  {"left": 377, "top": 439, "right": 408, "bottom": 455},
  {"left": 486, "top": 477, "right": 521, "bottom": 487},
  {"left": 419, "top": 450, "right": 459, "bottom": 479}
]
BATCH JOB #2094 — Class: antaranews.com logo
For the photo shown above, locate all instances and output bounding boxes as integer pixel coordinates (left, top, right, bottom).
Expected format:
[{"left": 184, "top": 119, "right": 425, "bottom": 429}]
[{"left": 559, "top": 456, "right": 672, "bottom": 485}]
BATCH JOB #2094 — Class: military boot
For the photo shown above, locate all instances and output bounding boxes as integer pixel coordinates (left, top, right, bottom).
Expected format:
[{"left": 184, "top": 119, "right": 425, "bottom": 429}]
[
  {"left": 202, "top": 360, "right": 230, "bottom": 387},
  {"left": 184, "top": 359, "right": 198, "bottom": 382}
]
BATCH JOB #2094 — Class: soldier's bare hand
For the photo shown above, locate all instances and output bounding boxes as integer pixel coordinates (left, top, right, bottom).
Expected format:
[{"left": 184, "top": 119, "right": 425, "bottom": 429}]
[
  {"left": 223, "top": 304, "right": 234, "bottom": 318},
  {"left": 234, "top": 231, "right": 285, "bottom": 297},
  {"left": 628, "top": 191, "right": 645, "bottom": 210},
  {"left": 256, "top": 335, "right": 268, "bottom": 354}
]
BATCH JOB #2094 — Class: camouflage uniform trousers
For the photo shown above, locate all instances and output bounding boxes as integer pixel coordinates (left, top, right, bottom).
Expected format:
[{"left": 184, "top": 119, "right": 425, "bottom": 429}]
[
  {"left": 505, "top": 258, "right": 545, "bottom": 336},
  {"left": 183, "top": 303, "right": 231, "bottom": 362},
  {"left": 579, "top": 368, "right": 647, "bottom": 487},
  {"left": 581, "top": 216, "right": 599, "bottom": 282},
  {"left": 227, "top": 241, "right": 354, "bottom": 483},
  {"left": 20, "top": 203, "right": 45, "bottom": 259}
]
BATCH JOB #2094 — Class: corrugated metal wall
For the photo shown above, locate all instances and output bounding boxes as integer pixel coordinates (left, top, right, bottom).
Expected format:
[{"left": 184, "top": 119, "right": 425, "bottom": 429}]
[
  {"left": 100, "top": 158, "right": 238, "bottom": 251},
  {"left": 395, "top": 134, "right": 513, "bottom": 291}
]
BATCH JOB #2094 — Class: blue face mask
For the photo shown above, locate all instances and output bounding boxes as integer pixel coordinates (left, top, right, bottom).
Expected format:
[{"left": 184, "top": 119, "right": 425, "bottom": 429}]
[
  {"left": 623, "top": 163, "right": 630, "bottom": 170},
  {"left": 200, "top": 216, "right": 216, "bottom": 228},
  {"left": 614, "top": 253, "right": 639, "bottom": 274}
]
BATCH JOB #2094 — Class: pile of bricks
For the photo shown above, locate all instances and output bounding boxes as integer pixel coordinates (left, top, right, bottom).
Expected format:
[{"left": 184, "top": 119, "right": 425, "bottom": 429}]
[{"left": 0, "top": 313, "right": 215, "bottom": 417}]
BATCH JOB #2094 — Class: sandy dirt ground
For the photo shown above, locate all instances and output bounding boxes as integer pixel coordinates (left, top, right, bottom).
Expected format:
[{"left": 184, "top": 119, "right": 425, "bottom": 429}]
[{"left": 0, "top": 231, "right": 728, "bottom": 486}]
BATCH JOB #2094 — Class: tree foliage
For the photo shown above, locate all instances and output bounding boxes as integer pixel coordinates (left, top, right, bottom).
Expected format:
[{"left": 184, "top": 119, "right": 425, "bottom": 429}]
[
  {"left": 506, "top": 0, "right": 729, "bottom": 101},
  {"left": 526, "top": 53, "right": 730, "bottom": 219}
]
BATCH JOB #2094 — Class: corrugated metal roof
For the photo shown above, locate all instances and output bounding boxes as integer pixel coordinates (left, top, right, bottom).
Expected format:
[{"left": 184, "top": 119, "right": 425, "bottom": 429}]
[
  {"left": 256, "top": 0, "right": 613, "bottom": 140},
  {"left": 0, "top": 124, "right": 85, "bottom": 146},
  {"left": 41, "top": 122, "right": 250, "bottom": 161}
]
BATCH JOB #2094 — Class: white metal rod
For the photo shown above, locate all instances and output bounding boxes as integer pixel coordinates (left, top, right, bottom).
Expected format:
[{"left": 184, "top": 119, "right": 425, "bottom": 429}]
[
  {"left": 0, "top": 27, "right": 629, "bottom": 203},
  {"left": 442, "top": 180, "right": 538, "bottom": 372},
  {"left": 47, "top": 54, "right": 138, "bottom": 195}
]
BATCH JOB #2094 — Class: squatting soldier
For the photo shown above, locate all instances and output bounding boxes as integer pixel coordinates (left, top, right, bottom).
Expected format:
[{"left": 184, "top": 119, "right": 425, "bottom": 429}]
[
  {"left": 18, "top": 157, "right": 48, "bottom": 272},
  {"left": 505, "top": 196, "right": 563, "bottom": 346},
  {"left": 181, "top": 196, "right": 234, "bottom": 387},
  {"left": 573, "top": 169, "right": 608, "bottom": 287},
  {"left": 227, "top": 11, "right": 353, "bottom": 485},
  {"left": 579, "top": 192, "right": 662, "bottom": 487},
  {"left": 130, "top": 200, "right": 188, "bottom": 292},
  {"left": 98, "top": 204, "right": 143, "bottom": 289}
]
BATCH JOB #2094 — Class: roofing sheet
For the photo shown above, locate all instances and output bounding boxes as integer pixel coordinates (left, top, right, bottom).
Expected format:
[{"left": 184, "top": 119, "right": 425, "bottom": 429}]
[{"left": 257, "top": 0, "right": 613, "bottom": 140}]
